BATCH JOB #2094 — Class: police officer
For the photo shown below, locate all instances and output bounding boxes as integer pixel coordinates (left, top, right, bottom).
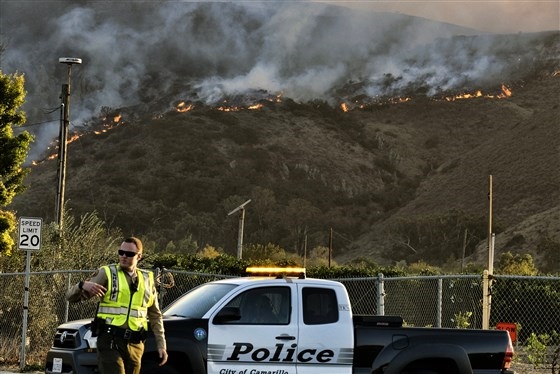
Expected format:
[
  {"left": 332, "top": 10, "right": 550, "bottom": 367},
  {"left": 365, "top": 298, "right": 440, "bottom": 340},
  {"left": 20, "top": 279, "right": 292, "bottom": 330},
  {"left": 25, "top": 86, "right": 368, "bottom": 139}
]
[{"left": 67, "top": 237, "right": 168, "bottom": 374}]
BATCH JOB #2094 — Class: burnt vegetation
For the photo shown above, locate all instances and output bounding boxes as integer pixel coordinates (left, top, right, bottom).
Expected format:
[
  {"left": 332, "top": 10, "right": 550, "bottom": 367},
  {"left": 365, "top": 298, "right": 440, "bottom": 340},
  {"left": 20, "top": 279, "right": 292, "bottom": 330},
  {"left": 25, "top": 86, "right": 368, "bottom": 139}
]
[{"left": 9, "top": 31, "right": 560, "bottom": 273}]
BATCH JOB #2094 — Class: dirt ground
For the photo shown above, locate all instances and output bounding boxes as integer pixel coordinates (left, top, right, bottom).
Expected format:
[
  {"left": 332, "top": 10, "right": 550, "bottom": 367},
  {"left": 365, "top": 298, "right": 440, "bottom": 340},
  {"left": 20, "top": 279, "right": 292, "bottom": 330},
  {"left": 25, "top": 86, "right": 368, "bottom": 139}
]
[{"left": 512, "top": 362, "right": 555, "bottom": 373}]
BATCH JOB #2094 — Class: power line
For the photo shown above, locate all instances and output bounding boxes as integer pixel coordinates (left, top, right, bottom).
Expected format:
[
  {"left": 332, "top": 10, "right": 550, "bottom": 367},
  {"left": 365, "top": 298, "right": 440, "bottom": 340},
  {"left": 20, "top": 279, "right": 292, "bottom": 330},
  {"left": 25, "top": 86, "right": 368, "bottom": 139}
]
[
  {"left": 20, "top": 119, "right": 58, "bottom": 128},
  {"left": 43, "top": 105, "right": 62, "bottom": 114},
  {"left": 331, "top": 229, "right": 353, "bottom": 244},
  {"left": 18, "top": 106, "right": 62, "bottom": 128}
]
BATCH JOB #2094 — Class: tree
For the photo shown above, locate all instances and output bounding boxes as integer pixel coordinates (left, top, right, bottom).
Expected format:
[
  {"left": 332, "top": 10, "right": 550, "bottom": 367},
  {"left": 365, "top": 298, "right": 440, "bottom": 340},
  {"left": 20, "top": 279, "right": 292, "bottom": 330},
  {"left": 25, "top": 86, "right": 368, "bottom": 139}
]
[
  {"left": 496, "top": 251, "right": 538, "bottom": 276},
  {"left": 0, "top": 70, "right": 33, "bottom": 255}
]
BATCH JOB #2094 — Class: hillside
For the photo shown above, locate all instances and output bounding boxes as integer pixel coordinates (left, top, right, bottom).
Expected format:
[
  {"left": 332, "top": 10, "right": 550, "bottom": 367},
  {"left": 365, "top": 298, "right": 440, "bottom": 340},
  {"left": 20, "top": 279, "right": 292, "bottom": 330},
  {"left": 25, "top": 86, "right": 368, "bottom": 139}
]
[
  {"left": 9, "top": 65, "right": 560, "bottom": 270},
  {"left": 2, "top": 1, "right": 559, "bottom": 270},
  {"left": 344, "top": 73, "right": 560, "bottom": 266}
]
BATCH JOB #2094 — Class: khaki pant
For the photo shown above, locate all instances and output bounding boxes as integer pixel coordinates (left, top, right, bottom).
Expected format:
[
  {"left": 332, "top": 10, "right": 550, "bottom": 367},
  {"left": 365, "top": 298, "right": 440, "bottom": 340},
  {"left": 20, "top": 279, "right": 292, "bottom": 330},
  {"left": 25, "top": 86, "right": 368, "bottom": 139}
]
[{"left": 97, "top": 332, "right": 144, "bottom": 374}]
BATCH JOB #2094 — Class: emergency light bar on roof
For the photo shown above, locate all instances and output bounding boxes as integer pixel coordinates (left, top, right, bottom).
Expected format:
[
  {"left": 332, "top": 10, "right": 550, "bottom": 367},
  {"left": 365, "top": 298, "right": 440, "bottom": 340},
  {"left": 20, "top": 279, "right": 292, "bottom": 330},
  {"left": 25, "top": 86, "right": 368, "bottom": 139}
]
[{"left": 245, "top": 267, "right": 306, "bottom": 279}]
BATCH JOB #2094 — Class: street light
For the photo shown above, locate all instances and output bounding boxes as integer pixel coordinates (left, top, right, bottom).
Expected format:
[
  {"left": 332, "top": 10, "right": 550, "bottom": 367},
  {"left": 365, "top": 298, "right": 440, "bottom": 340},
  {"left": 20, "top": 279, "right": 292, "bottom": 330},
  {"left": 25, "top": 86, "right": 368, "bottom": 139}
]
[
  {"left": 227, "top": 199, "right": 251, "bottom": 259},
  {"left": 55, "top": 57, "right": 82, "bottom": 229}
]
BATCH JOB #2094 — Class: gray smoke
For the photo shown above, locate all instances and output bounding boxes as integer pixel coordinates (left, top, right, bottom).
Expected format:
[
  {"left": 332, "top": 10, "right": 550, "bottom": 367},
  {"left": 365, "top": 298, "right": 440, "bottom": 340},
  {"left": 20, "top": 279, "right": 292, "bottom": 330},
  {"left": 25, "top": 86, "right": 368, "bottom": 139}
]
[{"left": 1, "top": 1, "right": 558, "bottom": 160}]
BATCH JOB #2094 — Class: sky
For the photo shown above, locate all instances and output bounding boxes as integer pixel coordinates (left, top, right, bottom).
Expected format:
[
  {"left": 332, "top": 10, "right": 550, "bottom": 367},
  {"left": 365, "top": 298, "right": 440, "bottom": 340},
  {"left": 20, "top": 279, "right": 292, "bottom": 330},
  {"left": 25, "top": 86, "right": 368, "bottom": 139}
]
[{"left": 326, "top": 0, "right": 560, "bottom": 33}]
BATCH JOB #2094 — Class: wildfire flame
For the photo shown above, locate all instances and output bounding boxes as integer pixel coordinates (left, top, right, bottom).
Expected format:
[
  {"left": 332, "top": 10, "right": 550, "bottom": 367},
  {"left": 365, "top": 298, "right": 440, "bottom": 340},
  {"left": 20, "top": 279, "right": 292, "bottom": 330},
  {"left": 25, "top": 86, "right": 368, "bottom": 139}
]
[
  {"left": 216, "top": 101, "right": 264, "bottom": 111},
  {"left": 177, "top": 102, "right": 194, "bottom": 112},
  {"left": 248, "top": 103, "right": 263, "bottom": 110},
  {"left": 500, "top": 84, "right": 512, "bottom": 97},
  {"left": 339, "top": 84, "right": 512, "bottom": 112},
  {"left": 217, "top": 105, "right": 239, "bottom": 112},
  {"left": 94, "top": 113, "right": 123, "bottom": 134},
  {"left": 32, "top": 113, "right": 125, "bottom": 165},
  {"left": 389, "top": 97, "right": 411, "bottom": 104},
  {"left": 444, "top": 84, "right": 512, "bottom": 101},
  {"left": 30, "top": 83, "right": 515, "bottom": 166}
]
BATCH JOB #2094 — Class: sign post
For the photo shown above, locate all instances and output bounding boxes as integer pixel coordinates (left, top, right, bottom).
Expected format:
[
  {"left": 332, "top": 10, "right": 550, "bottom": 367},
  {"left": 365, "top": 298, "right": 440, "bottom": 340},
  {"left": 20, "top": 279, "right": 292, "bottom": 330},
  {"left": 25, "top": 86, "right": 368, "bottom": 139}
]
[{"left": 18, "top": 217, "right": 42, "bottom": 370}]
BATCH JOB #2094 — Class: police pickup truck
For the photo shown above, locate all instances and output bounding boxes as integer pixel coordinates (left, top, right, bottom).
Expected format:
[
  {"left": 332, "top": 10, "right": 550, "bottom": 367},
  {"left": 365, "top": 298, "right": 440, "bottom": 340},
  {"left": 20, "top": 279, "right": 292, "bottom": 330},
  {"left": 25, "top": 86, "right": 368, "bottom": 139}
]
[{"left": 45, "top": 267, "right": 514, "bottom": 374}]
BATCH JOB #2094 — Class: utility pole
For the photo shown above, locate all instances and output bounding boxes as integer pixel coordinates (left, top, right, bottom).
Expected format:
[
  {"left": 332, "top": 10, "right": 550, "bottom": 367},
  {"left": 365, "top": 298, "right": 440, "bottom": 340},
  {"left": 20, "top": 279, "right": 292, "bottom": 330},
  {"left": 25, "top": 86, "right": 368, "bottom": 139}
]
[
  {"left": 55, "top": 57, "right": 81, "bottom": 229},
  {"left": 303, "top": 226, "right": 308, "bottom": 267},
  {"left": 227, "top": 200, "right": 251, "bottom": 259},
  {"left": 461, "top": 228, "right": 467, "bottom": 273},
  {"left": 328, "top": 227, "right": 333, "bottom": 267},
  {"left": 482, "top": 175, "right": 494, "bottom": 329}
]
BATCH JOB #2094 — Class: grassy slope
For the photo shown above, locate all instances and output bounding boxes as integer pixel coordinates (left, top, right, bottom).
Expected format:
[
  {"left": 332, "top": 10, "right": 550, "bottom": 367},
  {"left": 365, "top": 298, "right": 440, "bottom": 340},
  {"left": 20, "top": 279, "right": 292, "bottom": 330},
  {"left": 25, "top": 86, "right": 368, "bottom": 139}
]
[{"left": 10, "top": 70, "right": 559, "bottom": 269}]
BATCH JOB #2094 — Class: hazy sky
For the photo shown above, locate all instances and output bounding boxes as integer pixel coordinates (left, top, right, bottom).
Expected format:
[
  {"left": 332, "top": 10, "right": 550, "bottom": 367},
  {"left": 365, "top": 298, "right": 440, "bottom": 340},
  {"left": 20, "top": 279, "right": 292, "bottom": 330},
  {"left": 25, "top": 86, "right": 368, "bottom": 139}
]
[{"left": 325, "top": 0, "right": 559, "bottom": 33}]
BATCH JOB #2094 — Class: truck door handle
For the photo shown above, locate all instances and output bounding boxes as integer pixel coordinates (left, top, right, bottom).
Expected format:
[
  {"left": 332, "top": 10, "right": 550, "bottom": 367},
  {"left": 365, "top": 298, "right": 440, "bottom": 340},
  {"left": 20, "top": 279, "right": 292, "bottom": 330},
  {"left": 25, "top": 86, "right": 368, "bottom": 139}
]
[{"left": 276, "top": 334, "right": 296, "bottom": 340}]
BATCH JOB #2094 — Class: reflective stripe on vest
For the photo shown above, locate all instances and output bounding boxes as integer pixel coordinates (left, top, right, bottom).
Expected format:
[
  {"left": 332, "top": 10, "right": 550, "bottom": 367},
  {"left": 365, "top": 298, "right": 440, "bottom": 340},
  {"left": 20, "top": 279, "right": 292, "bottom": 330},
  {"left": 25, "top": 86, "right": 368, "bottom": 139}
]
[{"left": 97, "top": 264, "right": 155, "bottom": 331}]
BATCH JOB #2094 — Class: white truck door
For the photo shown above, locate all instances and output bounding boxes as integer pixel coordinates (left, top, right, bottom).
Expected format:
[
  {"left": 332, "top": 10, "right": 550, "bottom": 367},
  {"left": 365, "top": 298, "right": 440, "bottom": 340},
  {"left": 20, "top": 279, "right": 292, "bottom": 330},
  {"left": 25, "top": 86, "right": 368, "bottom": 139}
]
[
  {"left": 296, "top": 284, "right": 354, "bottom": 374},
  {"left": 207, "top": 285, "right": 299, "bottom": 374}
]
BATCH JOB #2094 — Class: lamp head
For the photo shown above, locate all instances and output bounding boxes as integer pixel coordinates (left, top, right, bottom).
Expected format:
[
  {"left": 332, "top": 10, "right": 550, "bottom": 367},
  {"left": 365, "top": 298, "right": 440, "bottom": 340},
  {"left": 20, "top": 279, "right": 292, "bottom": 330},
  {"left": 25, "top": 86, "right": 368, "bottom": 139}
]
[{"left": 59, "top": 57, "right": 82, "bottom": 65}]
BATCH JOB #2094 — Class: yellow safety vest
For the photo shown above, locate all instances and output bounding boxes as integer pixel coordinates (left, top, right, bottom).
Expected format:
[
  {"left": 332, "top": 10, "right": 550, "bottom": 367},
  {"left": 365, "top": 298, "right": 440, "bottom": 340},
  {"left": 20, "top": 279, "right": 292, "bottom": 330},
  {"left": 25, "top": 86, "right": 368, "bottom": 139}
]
[{"left": 97, "top": 264, "right": 155, "bottom": 331}]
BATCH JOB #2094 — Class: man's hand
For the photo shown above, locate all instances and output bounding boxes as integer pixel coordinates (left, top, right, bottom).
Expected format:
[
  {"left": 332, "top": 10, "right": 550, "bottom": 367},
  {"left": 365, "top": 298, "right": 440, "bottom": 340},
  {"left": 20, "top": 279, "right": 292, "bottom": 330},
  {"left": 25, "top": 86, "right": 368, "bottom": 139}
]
[
  {"left": 158, "top": 348, "right": 168, "bottom": 366},
  {"left": 82, "top": 281, "right": 107, "bottom": 297}
]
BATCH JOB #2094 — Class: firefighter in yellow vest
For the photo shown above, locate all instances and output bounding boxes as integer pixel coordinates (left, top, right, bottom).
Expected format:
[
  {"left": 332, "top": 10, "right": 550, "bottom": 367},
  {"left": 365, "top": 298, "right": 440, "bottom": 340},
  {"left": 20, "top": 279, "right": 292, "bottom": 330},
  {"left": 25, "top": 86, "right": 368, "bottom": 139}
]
[{"left": 67, "top": 237, "right": 168, "bottom": 374}]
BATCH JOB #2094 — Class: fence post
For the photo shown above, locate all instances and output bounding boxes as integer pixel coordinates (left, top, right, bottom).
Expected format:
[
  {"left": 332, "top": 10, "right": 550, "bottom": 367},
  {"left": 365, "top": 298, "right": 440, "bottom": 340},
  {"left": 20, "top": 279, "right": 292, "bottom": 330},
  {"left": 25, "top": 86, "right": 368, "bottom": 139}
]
[
  {"left": 20, "top": 250, "right": 32, "bottom": 370},
  {"left": 65, "top": 273, "right": 70, "bottom": 323},
  {"left": 377, "top": 273, "right": 385, "bottom": 315},
  {"left": 482, "top": 270, "right": 490, "bottom": 329},
  {"left": 156, "top": 268, "right": 165, "bottom": 306},
  {"left": 437, "top": 278, "right": 443, "bottom": 327}
]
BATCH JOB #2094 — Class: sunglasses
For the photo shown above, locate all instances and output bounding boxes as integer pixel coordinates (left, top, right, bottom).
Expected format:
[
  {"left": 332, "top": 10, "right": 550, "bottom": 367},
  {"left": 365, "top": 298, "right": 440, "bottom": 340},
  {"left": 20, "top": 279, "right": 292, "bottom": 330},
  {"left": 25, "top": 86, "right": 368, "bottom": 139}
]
[{"left": 118, "top": 249, "right": 138, "bottom": 258}]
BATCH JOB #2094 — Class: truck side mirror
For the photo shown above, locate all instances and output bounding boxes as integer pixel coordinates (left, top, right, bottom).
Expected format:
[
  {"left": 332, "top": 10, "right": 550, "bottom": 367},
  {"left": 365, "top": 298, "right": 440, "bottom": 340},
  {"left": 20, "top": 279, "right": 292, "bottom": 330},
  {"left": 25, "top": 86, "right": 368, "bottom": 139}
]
[{"left": 214, "top": 306, "right": 242, "bottom": 324}]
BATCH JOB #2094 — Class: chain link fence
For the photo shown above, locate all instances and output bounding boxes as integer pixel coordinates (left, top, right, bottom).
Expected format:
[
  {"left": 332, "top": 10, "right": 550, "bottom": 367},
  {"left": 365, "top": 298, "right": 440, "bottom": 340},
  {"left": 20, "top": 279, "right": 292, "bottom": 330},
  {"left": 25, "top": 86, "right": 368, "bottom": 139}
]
[{"left": 1, "top": 270, "right": 559, "bottom": 369}]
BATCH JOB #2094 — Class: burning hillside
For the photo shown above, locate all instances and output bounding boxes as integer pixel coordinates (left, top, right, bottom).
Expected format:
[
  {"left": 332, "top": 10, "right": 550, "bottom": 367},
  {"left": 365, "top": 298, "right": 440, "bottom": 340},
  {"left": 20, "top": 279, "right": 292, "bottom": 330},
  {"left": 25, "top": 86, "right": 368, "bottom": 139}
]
[
  {"left": 10, "top": 68, "right": 559, "bottom": 269},
  {"left": 3, "top": 1, "right": 560, "bottom": 268},
  {"left": 30, "top": 78, "right": 521, "bottom": 165},
  {"left": 2, "top": 1, "right": 558, "bottom": 162}
]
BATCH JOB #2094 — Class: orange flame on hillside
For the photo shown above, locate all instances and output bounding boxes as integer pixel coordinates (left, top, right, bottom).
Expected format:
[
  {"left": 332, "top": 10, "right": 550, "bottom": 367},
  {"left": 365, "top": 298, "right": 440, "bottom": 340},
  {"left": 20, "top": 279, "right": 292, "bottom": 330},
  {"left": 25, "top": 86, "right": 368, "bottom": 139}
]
[
  {"left": 32, "top": 113, "right": 125, "bottom": 165},
  {"left": 30, "top": 82, "right": 516, "bottom": 166},
  {"left": 500, "top": 84, "right": 512, "bottom": 97},
  {"left": 68, "top": 134, "right": 80, "bottom": 143},
  {"left": 177, "top": 102, "right": 194, "bottom": 112},
  {"left": 217, "top": 105, "right": 239, "bottom": 112},
  {"left": 248, "top": 103, "right": 264, "bottom": 110},
  {"left": 339, "top": 84, "right": 512, "bottom": 112},
  {"left": 389, "top": 97, "right": 411, "bottom": 104},
  {"left": 95, "top": 114, "right": 122, "bottom": 134},
  {"left": 445, "top": 84, "right": 512, "bottom": 101},
  {"left": 216, "top": 101, "right": 264, "bottom": 111}
]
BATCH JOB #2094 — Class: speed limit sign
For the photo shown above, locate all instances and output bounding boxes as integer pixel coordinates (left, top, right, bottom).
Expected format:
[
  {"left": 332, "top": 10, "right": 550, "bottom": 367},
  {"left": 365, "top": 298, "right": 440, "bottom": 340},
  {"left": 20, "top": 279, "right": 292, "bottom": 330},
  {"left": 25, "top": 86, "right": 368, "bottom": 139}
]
[{"left": 18, "top": 217, "right": 42, "bottom": 250}]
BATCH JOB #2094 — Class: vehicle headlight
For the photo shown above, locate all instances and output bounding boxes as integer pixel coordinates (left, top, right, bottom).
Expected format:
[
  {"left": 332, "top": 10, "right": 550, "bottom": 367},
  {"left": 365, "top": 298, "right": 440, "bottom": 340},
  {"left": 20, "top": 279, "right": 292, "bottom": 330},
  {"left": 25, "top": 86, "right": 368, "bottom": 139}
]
[{"left": 83, "top": 328, "right": 98, "bottom": 350}]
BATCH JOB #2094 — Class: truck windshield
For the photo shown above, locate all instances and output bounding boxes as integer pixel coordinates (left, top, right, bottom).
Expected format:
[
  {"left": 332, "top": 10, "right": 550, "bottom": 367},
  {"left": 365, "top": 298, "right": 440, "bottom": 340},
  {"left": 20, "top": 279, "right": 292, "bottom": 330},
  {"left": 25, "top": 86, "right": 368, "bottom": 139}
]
[{"left": 163, "top": 283, "right": 238, "bottom": 318}]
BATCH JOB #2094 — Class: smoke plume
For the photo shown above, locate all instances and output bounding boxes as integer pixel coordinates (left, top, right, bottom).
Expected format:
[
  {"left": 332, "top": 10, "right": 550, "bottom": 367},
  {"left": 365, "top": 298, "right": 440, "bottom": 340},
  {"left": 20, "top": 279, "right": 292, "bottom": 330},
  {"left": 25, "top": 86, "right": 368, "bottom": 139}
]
[{"left": 1, "top": 1, "right": 558, "bottom": 159}]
